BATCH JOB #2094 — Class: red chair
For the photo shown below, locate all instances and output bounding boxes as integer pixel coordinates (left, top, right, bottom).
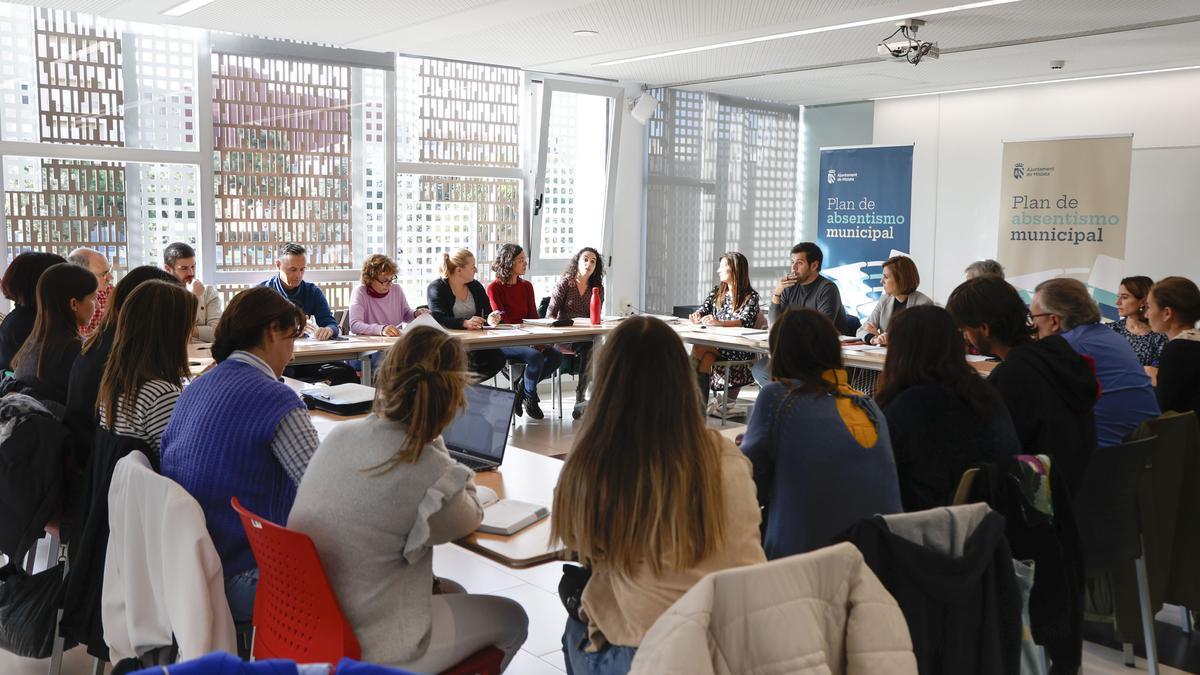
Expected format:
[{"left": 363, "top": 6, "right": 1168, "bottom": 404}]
[
  {"left": 231, "top": 497, "right": 361, "bottom": 663},
  {"left": 232, "top": 498, "right": 505, "bottom": 675}
]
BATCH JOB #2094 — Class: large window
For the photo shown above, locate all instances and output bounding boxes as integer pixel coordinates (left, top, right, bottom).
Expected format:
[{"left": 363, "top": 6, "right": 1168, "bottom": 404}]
[
  {"left": 0, "top": 2, "right": 624, "bottom": 316},
  {"left": 644, "top": 88, "right": 799, "bottom": 314}
]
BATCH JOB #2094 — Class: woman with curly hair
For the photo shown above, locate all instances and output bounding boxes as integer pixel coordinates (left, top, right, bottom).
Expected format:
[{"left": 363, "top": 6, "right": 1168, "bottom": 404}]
[
  {"left": 485, "top": 243, "right": 562, "bottom": 419},
  {"left": 548, "top": 247, "right": 605, "bottom": 418}
]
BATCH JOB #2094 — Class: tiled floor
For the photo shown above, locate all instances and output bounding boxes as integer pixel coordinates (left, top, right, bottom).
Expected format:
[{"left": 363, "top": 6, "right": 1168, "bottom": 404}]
[{"left": 6, "top": 382, "right": 1200, "bottom": 674}]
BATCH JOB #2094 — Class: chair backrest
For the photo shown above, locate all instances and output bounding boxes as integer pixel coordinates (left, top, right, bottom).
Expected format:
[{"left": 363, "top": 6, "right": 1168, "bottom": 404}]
[
  {"left": 230, "top": 497, "right": 360, "bottom": 663},
  {"left": 1073, "top": 436, "right": 1156, "bottom": 570},
  {"left": 334, "top": 309, "right": 349, "bottom": 335}
]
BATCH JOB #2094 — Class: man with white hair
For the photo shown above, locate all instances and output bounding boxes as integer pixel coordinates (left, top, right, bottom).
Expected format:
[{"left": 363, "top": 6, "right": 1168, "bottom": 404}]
[
  {"left": 1030, "top": 277, "right": 1159, "bottom": 447},
  {"left": 68, "top": 247, "right": 113, "bottom": 337}
]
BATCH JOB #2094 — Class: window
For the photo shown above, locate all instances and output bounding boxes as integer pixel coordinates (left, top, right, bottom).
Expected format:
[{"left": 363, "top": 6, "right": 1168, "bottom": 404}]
[
  {"left": 644, "top": 88, "right": 799, "bottom": 314},
  {"left": 3, "top": 156, "right": 198, "bottom": 269},
  {"left": 1, "top": 2, "right": 628, "bottom": 318}
]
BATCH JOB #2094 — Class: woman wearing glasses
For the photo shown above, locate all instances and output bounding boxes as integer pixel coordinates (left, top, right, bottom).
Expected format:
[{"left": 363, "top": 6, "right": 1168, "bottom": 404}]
[{"left": 349, "top": 254, "right": 429, "bottom": 337}]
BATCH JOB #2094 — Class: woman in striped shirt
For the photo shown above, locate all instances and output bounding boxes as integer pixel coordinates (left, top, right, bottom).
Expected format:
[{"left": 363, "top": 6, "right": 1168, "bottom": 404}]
[{"left": 97, "top": 280, "right": 198, "bottom": 465}]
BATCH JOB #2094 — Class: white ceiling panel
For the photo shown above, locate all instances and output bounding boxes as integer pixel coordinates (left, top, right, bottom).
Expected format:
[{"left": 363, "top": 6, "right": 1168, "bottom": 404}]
[{"left": 7, "top": 0, "right": 1200, "bottom": 105}]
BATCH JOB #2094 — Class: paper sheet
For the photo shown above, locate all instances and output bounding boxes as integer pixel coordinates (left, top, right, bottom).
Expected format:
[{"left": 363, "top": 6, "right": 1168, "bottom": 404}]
[{"left": 401, "top": 312, "right": 448, "bottom": 334}]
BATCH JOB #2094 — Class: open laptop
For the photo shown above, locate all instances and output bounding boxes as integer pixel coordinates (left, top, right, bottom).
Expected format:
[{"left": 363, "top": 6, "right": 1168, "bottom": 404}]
[{"left": 442, "top": 384, "right": 517, "bottom": 472}]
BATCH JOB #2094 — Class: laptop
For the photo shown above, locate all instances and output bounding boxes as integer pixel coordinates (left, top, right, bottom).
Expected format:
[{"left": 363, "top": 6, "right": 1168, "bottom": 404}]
[{"left": 442, "top": 384, "right": 517, "bottom": 472}]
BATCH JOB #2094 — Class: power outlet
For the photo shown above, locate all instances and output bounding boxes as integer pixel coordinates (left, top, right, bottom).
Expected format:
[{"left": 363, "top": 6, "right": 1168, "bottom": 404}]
[{"left": 619, "top": 298, "right": 635, "bottom": 317}]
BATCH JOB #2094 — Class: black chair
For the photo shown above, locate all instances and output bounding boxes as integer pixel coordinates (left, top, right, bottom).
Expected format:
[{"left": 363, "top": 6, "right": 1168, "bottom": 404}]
[{"left": 1073, "top": 435, "right": 1161, "bottom": 674}]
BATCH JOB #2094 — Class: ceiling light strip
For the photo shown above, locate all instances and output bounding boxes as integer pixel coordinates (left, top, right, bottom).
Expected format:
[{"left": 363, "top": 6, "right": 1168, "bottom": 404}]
[
  {"left": 595, "top": 0, "right": 1022, "bottom": 66},
  {"left": 162, "top": 0, "right": 220, "bottom": 17},
  {"left": 872, "top": 65, "right": 1200, "bottom": 100}
]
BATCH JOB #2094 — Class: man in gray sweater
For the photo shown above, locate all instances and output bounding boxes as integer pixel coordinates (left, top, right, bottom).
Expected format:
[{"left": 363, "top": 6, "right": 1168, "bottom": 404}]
[{"left": 753, "top": 242, "right": 849, "bottom": 386}]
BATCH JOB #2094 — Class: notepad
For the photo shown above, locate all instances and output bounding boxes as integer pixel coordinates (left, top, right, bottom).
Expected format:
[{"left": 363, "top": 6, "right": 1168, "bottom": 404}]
[{"left": 475, "top": 485, "right": 549, "bottom": 535}]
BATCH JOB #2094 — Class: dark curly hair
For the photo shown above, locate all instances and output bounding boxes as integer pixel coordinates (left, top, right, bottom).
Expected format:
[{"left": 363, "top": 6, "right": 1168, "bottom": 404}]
[
  {"left": 561, "top": 247, "right": 605, "bottom": 290},
  {"left": 491, "top": 243, "right": 524, "bottom": 282}
]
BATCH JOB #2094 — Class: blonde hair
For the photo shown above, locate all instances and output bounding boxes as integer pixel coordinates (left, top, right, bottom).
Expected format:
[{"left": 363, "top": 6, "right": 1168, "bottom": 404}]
[
  {"left": 440, "top": 248, "right": 474, "bottom": 279},
  {"left": 369, "top": 327, "right": 471, "bottom": 471},
  {"left": 551, "top": 316, "right": 727, "bottom": 577},
  {"left": 360, "top": 254, "right": 398, "bottom": 287}
]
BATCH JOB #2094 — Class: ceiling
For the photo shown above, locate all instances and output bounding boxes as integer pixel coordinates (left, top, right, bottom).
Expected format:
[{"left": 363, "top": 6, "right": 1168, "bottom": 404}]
[{"left": 18, "top": 0, "right": 1200, "bottom": 105}]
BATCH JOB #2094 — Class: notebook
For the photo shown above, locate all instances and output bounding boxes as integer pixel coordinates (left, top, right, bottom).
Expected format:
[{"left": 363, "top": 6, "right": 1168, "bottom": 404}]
[
  {"left": 475, "top": 486, "right": 549, "bottom": 535},
  {"left": 302, "top": 383, "right": 375, "bottom": 416},
  {"left": 442, "top": 384, "right": 517, "bottom": 472}
]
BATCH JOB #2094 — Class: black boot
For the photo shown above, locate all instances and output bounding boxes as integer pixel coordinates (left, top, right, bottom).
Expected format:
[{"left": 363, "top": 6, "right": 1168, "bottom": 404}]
[
  {"left": 524, "top": 390, "right": 545, "bottom": 420},
  {"left": 573, "top": 369, "right": 589, "bottom": 420},
  {"left": 696, "top": 371, "right": 711, "bottom": 407}
]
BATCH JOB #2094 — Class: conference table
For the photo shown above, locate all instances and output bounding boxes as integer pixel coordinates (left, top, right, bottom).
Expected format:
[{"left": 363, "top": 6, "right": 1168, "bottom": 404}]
[
  {"left": 186, "top": 318, "right": 997, "bottom": 381},
  {"left": 187, "top": 323, "right": 613, "bottom": 384}
]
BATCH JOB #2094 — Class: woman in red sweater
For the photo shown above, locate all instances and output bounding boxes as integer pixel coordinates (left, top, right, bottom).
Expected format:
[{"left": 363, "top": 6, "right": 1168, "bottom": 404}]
[{"left": 486, "top": 244, "right": 563, "bottom": 419}]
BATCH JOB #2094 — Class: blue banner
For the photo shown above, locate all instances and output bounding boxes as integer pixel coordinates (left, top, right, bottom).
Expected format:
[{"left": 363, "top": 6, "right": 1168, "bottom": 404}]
[{"left": 816, "top": 145, "right": 914, "bottom": 319}]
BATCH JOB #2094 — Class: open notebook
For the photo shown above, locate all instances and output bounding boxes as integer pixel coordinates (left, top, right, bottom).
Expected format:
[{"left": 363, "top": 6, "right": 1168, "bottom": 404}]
[{"left": 475, "top": 485, "right": 548, "bottom": 535}]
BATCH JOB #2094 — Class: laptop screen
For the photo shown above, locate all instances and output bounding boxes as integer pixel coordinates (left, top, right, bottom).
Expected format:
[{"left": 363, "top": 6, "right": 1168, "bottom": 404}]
[{"left": 442, "top": 384, "right": 515, "bottom": 462}]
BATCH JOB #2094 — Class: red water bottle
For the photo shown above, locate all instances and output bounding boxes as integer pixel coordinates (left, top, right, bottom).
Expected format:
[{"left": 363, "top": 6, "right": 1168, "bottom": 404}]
[{"left": 590, "top": 287, "right": 602, "bottom": 325}]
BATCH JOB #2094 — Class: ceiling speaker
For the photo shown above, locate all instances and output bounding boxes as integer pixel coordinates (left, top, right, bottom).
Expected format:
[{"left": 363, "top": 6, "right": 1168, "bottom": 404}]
[{"left": 629, "top": 92, "right": 659, "bottom": 124}]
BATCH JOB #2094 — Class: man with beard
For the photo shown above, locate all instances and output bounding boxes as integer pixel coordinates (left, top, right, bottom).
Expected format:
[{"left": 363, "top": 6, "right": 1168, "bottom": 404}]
[
  {"left": 946, "top": 275, "right": 1099, "bottom": 495},
  {"left": 164, "top": 241, "right": 223, "bottom": 343}
]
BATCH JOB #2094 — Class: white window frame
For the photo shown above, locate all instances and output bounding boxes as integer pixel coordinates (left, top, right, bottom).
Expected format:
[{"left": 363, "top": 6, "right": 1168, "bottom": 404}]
[{"left": 525, "top": 76, "right": 624, "bottom": 278}]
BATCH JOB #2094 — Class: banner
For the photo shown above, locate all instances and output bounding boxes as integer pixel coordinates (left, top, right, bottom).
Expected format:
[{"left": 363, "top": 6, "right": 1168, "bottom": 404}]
[
  {"left": 816, "top": 145, "right": 914, "bottom": 319},
  {"left": 997, "top": 135, "right": 1132, "bottom": 317}
]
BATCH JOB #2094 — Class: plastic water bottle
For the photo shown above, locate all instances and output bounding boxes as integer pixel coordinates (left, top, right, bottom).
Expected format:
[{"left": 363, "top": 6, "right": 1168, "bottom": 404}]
[{"left": 590, "top": 288, "right": 601, "bottom": 325}]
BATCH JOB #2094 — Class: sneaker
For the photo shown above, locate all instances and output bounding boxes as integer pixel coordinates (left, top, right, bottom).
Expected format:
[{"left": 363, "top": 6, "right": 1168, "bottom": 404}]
[
  {"left": 525, "top": 394, "right": 545, "bottom": 420},
  {"left": 706, "top": 393, "right": 727, "bottom": 418}
]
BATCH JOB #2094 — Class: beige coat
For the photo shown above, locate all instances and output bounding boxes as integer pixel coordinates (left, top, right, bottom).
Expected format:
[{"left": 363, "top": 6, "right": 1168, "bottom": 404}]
[{"left": 629, "top": 542, "right": 918, "bottom": 675}]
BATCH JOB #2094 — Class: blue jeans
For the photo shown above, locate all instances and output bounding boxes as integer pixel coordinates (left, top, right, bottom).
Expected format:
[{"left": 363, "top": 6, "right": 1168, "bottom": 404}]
[
  {"left": 500, "top": 346, "right": 563, "bottom": 397},
  {"left": 224, "top": 568, "right": 259, "bottom": 624},
  {"left": 563, "top": 617, "right": 637, "bottom": 675},
  {"left": 751, "top": 356, "right": 771, "bottom": 388}
]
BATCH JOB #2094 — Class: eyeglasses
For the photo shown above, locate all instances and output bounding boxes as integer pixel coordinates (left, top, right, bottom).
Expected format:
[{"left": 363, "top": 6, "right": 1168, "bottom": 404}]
[
  {"left": 1028, "top": 312, "right": 1055, "bottom": 321},
  {"left": 374, "top": 275, "right": 397, "bottom": 285}
]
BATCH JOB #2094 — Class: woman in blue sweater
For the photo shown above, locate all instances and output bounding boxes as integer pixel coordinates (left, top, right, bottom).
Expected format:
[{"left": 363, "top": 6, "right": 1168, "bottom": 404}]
[
  {"left": 160, "top": 287, "right": 316, "bottom": 624},
  {"left": 740, "top": 308, "right": 901, "bottom": 559}
]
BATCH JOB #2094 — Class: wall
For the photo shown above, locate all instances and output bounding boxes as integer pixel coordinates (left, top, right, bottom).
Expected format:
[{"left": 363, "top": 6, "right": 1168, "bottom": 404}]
[
  {"left": 874, "top": 68, "right": 1200, "bottom": 303},
  {"left": 610, "top": 81, "right": 648, "bottom": 314},
  {"left": 800, "top": 102, "right": 875, "bottom": 240}
]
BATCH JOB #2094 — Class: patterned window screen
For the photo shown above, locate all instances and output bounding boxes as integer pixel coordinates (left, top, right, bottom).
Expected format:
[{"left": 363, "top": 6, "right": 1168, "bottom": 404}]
[
  {"left": 395, "top": 56, "right": 521, "bottom": 304},
  {"left": 644, "top": 88, "right": 799, "bottom": 314},
  {"left": 211, "top": 53, "right": 354, "bottom": 272},
  {"left": 2, "top": 3, "right": 202, "bottom": 273}
]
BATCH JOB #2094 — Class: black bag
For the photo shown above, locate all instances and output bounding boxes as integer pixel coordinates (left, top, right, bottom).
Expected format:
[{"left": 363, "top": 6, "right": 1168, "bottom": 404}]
[
  {"left": 0, "top": 561, "right": 69, "bottom": 659},
  {"left": 558, "top": 564, "right": 592, "bottom": 624}
]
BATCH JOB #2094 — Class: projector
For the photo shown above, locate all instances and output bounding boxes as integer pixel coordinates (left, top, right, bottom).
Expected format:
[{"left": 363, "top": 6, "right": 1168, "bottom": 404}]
[
  {"left": 877, "top": 40, "right": 939, "bottom": 62},
  {"left": 877, "top": 18, "right": 939, "bottom": 65}
]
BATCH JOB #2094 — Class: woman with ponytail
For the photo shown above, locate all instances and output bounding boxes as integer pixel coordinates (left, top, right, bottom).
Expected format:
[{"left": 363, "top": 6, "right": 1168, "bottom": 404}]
[
  {"left": 160, "top": 286, "right": 315, "bottom": 623},
  {"left": 426, "top": 248, "right": 506, "bottom": 382},
  {"left": 290, "top": 326, "right": 528, "bottom": 671}
]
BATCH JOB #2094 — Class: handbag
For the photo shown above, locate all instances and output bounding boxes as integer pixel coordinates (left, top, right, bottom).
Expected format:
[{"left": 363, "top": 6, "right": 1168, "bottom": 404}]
[
  {"left": 557, "top": 563, "right": 592, "bottom": 624},
  {"left": 0, "top": 561, "right": 70, "bottom": 658}
]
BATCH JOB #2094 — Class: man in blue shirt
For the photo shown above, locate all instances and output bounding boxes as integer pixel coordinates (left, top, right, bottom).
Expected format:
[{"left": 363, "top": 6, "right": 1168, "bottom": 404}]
[
  {"left": 260, "top": 243, "right": 339, "bottom": 340},
  {"left": 1031, "top": 277, "right": 1159, "bottom": 447}
]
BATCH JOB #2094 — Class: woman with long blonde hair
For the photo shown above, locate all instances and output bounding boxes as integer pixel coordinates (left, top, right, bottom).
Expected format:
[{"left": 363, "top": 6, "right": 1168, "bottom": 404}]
[
  {"left": 290, "top": 327, "right": 528, "bottom": 671},
  {"left": 552, "top": 316, "right": 765, "bottom": 673}
]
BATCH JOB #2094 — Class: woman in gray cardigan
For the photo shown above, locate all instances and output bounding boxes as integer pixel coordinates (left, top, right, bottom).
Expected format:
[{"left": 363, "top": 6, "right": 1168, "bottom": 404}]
[
  {"left": 289, "top": 327, "right": 528, "bottom": 671},
  {"left": 857, "top": 255, "right": 934, "bottom": 346}
]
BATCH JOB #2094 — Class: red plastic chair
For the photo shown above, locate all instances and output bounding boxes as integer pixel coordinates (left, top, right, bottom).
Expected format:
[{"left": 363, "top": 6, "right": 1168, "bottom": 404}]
[
  {"left": 232, "top": 498, "right": 506, "bottom": 674},
  {"left": 231, "top": 497, "right": 362, "bottom": 663}
]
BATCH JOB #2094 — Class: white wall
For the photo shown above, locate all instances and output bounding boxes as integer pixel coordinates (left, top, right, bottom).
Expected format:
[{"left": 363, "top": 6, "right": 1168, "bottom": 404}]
[
  {"left": 874, "top": 69, "right": 1200, "bottom": 303},
  {"left": 609, "top": 82, "right": 648, "bottom": 314}
]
